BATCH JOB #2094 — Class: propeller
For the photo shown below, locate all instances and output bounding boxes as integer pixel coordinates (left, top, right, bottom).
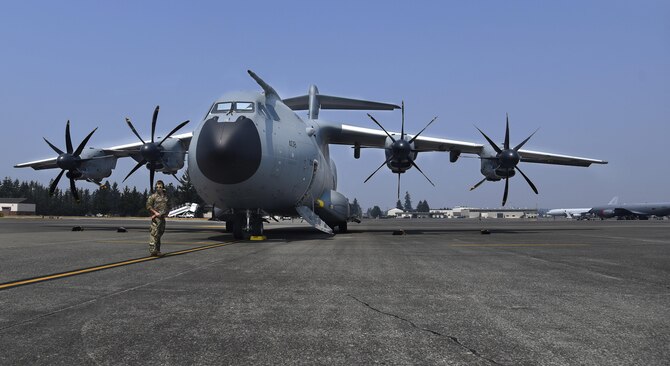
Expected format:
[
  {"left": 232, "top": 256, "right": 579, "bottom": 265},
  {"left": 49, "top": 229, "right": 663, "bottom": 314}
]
[
  {"left": 472, "top": 114, "right": 538, "bottom": 206},
  {"left": 122, "top": 105, "right": 189, "bottom": 192},
  {"left": 43, "top": 121, "right": 98, "bottom": 202},
  {"left": 365, "top": 101, "right": 438, "bottom": 199}
]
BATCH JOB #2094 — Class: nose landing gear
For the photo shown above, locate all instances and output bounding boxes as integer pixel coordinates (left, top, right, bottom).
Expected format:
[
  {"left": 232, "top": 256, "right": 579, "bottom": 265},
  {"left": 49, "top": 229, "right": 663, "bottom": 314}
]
[{"left": 230, "top": 210, "right": 266, "bottom": 240}]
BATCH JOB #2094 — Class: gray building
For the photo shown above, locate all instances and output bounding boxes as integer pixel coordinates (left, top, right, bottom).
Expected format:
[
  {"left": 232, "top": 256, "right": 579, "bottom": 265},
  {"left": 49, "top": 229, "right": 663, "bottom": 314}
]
[{"left": 0, "top": 198, "right": 36, "bottom": 216}]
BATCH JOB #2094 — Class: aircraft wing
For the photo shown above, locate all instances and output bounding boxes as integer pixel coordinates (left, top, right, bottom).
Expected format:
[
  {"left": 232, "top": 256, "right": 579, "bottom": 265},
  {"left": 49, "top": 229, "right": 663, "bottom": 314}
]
[
  {"left": 14, "top": 132, "right": 193, "bottom": 170},
  {"left": 14, "top": 157, "right": 60, "bottom": 170},
  {"left": 518, "top": 149, "right": 607, "bottom": 167},
  {"left": 323, "top": 123, "right": 484, "bottom": 154},
  {"left": 321, "top": 123, "right": 607, "bottom": 167},
  {"left": 101, "top": 132, "right": 193, "bottom": 157}
]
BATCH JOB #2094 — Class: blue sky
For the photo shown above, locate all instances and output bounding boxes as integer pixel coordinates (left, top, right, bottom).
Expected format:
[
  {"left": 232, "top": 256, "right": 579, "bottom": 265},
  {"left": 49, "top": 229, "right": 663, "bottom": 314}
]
[{"left": 1, "top": 1, "right": 668, "bottom": 210}]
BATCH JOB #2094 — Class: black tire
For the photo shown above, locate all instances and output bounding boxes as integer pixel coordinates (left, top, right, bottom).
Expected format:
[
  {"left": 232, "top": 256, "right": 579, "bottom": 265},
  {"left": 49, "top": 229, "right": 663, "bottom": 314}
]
[
  {"left": 338, "top": 222, "right": 348, "bottom": 233},
  {"left": 233, "top": 220, "right": 244, "bottom": 240},
  {"left": 225, "top": 221, "right": 233, "bottom": 233}
]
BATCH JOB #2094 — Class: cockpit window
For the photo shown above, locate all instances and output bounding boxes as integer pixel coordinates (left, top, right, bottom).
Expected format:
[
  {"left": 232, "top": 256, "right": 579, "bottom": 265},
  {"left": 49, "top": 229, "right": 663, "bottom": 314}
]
[
  {"left": 211, "top": 101, "right": 255, "bottom": 114},
  {"left": 236, "top": 102, "right": 254, "bottom": 112}
]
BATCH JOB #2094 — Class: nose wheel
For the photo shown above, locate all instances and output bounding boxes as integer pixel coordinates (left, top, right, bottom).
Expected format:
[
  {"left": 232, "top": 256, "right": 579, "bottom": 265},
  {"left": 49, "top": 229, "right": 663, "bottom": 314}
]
[{"left": 231, "top": 211, "right": 266, "bottom": 240}]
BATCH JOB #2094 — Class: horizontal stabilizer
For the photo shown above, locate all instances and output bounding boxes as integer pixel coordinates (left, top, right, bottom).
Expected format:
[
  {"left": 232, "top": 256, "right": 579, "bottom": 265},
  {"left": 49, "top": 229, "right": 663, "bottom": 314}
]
[{"left": 283, "top": 94, "right": 399, "bottom": 111}]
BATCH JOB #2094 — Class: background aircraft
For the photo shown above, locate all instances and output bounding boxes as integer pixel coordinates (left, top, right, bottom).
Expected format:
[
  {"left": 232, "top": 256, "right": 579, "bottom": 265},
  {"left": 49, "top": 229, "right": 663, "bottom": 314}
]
[
  {"left": 15, "top": 71, "right": 607, "bottom": 239},
  {"left": 546, "top": 197, "right": 619, "bottom": 219},
  {"left": 589, "top": 200, "right": 670, "bottom": 220},
  {"left": 546, "top": 208, "right": 591, "bottom": 219}
]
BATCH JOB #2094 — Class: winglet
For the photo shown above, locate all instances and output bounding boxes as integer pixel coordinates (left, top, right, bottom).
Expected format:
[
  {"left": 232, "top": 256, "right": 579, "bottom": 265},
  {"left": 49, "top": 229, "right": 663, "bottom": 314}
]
[{"left": 247, "top": 70, "right": 280, "bottom": 99}]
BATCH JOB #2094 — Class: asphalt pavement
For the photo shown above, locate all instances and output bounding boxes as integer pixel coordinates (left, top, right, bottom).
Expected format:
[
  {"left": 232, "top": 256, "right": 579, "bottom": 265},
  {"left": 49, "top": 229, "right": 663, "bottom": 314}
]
[{"left": 0, "top": 217, "right": 668, "bottom": 365}]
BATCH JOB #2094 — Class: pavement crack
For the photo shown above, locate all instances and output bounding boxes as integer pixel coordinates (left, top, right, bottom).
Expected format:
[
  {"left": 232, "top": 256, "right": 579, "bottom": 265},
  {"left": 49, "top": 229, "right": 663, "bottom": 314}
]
[{"left": 347, "top": 294, "right": 503, "bottom": 365}]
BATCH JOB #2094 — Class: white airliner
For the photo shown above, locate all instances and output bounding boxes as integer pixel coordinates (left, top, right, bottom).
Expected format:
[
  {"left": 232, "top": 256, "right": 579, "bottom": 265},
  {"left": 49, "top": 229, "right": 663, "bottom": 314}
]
[{"left": 546, "top": 208, "right": 591, "bottom": 219}]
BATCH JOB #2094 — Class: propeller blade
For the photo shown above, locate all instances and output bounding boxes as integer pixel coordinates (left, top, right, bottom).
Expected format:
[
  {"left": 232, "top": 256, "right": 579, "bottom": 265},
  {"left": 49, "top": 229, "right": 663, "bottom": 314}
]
[
  {"left": 475, "top": 126, "right": 502, "bottom": 154},
  {"left": 158, "top": 120, "right": 190, "bottom": 146},
  {"left": 171, "top": 173, "right": 183, "bottom": 184},
  {"left": 70, "top": 177, "right": 80, "bottom": 202},
  {"left": 397, "top": 173, "right": 401, "bottom": 200},
  {"left": 410, "top": 161, "right": 435, "bottom": 187},
  {"left": 400, "top": 101, "right": 405, "bottom": 140},
  {"left": 65, "top": 120, "right": 73, "bottom": 154},
  {"left": 502, "top": 177, "right": 509, "bottom": 206},
  {"left": 516, "top": 166, "right": 539, "bottom": 194},
  {"left": 151, "top": 105, "right": 159, "bottom": 143},
  {"left": 149, "top": 168, "right": 155, "bottom": 193},
  {"left": 364, "top": 155, "right": 395, "bottom": 183},
  {"left": 513, "top": 128, "right": 539, "bottom": 151},
  {"left": 367, "top": 114, "right": 396, "bottom": 143},
  {"left": 123, "top": 159, "right": 147, "bottom": 182},
  {"left": 504, "top": 114, "right": 510, "bottom": 150},
  {"left": 469, "top": 177, "right": 487, "bottom": 191},
  {"left": 43, "top": 138, "right": 64, "bottom": 155},
  {"left": 49, "top": 170, "right": 65, "bottom": 196},
  {"left": 73, "top": 128, "right": 98, "bottom": 156},
  {"left": 408, "top": 116, "right": 438, "bottom": 144},
  {"left": 125, "top": 117, "right": 146, "bottom": 144}
]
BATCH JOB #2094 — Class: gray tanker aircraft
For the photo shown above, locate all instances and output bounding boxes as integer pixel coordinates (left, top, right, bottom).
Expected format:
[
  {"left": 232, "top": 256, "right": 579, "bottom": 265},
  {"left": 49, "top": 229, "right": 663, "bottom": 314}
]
[
  {"left": 15, "top": 71, "right": 607, "bottom": 239},
  {"left": 589, "top": 201, "right": 670, "bottom": 219}
]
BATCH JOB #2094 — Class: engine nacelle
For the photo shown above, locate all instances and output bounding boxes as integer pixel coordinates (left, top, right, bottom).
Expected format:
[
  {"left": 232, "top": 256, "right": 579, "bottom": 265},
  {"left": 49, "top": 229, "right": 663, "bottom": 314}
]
[
  {"left": 384, "top": 136, "right": 417, "bottom": 174},
  {"left": 77, "top": 148, "right": 117, "bottom": 182},
  {"left": 479, "top": 158, "right": 501, "bottom": 182},
  {"left": 314, "top": 190, "right": 351, "bottom": 227},
  {"left": 594, "top": 209, "right": 616, "bottom": 218},
  {"left": 157, "top": 138, "right": 187, "bottom": 173}
]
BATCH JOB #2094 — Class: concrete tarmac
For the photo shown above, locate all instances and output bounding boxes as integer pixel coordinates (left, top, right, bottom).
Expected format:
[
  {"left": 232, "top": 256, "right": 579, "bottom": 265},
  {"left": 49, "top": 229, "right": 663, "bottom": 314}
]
[{"left": 0, "top": 217, "right": 668, "bottom": 365}]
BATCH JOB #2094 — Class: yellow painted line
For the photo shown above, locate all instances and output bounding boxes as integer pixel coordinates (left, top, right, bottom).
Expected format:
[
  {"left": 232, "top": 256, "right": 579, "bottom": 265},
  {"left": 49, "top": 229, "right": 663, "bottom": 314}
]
[
  {"left": 450, "top": 243, "right": 589, "bottom": 247},
  {"left": 0, "top": 241, "right": 238, "bottom": 291}
]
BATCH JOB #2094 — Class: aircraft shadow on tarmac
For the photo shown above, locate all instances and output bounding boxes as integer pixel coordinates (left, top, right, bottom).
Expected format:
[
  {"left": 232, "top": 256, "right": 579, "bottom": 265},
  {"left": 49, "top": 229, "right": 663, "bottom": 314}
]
[{"left": 45, "top": 223, "right": 599, "bottom": 243}]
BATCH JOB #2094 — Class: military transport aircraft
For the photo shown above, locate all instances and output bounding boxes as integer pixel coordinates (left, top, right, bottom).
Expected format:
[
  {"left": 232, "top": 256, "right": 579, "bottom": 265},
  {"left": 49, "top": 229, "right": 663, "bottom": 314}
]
[{"left": 15, "top": 70, "right": 607, "bottom": 239}]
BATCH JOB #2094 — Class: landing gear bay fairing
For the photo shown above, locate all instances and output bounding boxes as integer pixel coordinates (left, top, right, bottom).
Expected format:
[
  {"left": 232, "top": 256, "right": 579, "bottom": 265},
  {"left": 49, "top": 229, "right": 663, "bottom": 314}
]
[{"left": 15, "top": 71, "right": 607, "bottom": 238}]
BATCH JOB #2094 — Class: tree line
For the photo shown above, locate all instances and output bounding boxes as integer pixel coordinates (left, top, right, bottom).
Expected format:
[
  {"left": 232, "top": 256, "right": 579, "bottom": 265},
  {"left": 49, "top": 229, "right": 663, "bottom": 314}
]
[
  {"left": 0, "top": 173, "right": 202, "bottom": 217},
  {"left": 2, "top": 175, "right": 427, "bottom": 220},
  {"left": 366, "top": 191, "right": 431, "bottom": 219}
]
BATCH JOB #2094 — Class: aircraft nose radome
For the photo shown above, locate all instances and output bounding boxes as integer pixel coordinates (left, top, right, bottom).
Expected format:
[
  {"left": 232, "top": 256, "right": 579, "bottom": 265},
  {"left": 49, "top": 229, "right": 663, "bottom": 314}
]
[{"left": 195, "top": 116, "right": 262, "bottom": 184}]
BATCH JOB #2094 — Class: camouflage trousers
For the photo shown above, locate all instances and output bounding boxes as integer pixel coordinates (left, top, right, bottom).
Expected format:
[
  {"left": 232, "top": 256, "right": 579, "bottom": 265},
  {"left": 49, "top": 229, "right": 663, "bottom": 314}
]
[{"left": 149, "top": 217, "right": 166, "bottom": 253}]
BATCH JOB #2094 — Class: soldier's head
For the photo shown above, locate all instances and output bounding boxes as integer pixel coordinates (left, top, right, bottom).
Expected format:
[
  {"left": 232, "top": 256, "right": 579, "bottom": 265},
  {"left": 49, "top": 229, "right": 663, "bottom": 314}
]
[{"left": 155, "top": 180, "right": 165, "bottom": 193}]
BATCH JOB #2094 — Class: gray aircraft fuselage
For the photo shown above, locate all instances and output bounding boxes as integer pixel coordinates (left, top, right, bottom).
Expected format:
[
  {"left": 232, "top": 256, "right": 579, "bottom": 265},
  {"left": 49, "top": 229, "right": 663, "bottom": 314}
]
[
  {"left": 187, "top": 90, "right": 336, "bottom": 217},
  {"left": 589, "top": 202, "right": 670, "bottom": 219}
]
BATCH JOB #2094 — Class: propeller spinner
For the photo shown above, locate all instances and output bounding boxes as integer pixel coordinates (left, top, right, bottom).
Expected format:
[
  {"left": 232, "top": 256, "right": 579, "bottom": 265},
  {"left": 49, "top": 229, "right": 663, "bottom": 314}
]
[
  {"left": 471, "top": 114, "right": 538, "bottom": 206},
  {"left": 364, "top": 101, "right": 438, "bottom": 199},
  {"left": 122, "top": 105, "right": 189, "bottom": 192},
  {"left": 43, "top": 121, "right": 98, "bottom": 202}
]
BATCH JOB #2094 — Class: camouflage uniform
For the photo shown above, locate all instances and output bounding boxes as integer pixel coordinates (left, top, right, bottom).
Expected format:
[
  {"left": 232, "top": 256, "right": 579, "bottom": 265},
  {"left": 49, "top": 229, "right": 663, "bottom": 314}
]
[{"left": 146, "top": 190, "right": 169, "bottom": 255}]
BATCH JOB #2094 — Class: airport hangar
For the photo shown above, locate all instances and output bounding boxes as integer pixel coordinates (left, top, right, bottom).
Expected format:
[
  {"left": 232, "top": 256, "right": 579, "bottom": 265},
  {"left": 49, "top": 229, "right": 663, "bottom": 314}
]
[
  {"left": 0, "top": 198, "right": 35, "bottom": 216},
  {"left": 386, "top": 207, "right": 538, "bottom": 219}
]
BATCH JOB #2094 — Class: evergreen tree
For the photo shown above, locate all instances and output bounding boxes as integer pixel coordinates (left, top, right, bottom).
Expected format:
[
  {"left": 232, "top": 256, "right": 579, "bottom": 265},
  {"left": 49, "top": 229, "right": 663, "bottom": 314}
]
[
  {"left": 176, "top": 171, "right": 203, "bottom": 206},
  {"left": 351, "top": 198, "right": 362, "bottom": 218},
  {"left": 416, "top": 200, "right": 430, "bottom": 212},
  {"left": 370, "top": 205, "right": 383, "bottom": 219},
  {"left": 403, "top": 191, "right": 413, "bottom": 212},
  {"left": 396, "top": 199, "right": 403, "bottom": 210}
]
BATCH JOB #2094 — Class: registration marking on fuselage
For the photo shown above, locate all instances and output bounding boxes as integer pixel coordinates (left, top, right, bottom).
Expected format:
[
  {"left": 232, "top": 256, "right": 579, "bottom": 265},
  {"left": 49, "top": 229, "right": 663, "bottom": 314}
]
[{"left": 0, "top": 241, "right": 238, "bottom": 291}]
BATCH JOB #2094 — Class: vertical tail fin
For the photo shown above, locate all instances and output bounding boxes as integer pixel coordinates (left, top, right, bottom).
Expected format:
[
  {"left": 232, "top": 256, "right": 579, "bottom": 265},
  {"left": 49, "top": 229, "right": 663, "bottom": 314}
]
[{"left": 608, "top": 196, "right": 619, "bottom": 205}]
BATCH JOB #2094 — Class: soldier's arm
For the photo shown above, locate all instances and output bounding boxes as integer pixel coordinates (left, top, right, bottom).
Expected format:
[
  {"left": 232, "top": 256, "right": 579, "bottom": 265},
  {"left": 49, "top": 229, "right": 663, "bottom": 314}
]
[{"left": 146, "top": 196, "right": 160, "bottom": 218}]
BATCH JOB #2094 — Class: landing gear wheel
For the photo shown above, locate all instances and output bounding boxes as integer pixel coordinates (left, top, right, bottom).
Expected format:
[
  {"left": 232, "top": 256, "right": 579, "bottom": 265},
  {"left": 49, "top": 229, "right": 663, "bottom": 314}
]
[
  {"left": 225, "top": 221, "right": 233, "bottom": 233},
  {"left": 338, "top": 222, "right": 348, "bottom": 233},
  {"left": 233, "top": 220, "right": 244, "bottom": 240}
]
